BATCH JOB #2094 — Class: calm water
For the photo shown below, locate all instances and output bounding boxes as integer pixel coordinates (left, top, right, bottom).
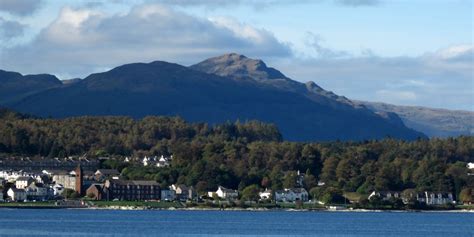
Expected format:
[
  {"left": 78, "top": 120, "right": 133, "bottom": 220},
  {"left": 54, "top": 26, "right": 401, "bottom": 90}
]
[{"left": 0, "top": 209, "right": 472, "bottom": 236}]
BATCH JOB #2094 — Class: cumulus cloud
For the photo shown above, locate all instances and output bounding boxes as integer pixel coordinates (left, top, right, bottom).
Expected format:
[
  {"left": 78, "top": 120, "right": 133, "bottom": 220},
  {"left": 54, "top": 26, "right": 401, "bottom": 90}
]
[
  {"left": 305, "top": 32, "right": 349, "bottom": 58},
  {"left": 0, "top": 4, "right": 291, "bottom": 77},
  {"left": 0, "top": 0, "right": 43, "bottom": 16},
  {"left": 0, "top": 17, "right": 26, "bottom": 40},
  {"left": 273, "top": 44, "right": 473, "bottom": 110}
]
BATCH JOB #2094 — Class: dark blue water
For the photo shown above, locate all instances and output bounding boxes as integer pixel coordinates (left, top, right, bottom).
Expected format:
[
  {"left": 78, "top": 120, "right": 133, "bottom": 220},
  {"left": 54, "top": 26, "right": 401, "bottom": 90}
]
[{"left": 0, "top": 209, "right": 472, "bottom": 236}]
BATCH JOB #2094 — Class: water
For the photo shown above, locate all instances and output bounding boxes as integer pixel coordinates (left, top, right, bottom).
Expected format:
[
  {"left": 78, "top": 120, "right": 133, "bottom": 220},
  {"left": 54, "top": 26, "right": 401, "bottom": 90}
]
[{"left": 0, "top": 209, "right": 472, "bottom": 236}]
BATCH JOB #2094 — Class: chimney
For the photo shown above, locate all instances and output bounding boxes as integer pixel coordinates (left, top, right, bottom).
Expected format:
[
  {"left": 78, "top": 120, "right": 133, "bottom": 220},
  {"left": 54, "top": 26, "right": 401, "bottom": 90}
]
[{"left": 75, "top": 165, "right": 83, "bottom": 196}]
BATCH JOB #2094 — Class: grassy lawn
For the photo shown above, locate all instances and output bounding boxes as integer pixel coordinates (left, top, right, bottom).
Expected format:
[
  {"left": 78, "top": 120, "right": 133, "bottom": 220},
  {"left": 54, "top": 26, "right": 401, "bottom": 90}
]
[
  {"left": 0, "top": 201, "right": 58, "bottom": 207},
  {"left": 90, "top": 200, "right": 183, "bottom": 208},
  {"left": 455, "top": 204, "right": 474, "bottom": 210}
]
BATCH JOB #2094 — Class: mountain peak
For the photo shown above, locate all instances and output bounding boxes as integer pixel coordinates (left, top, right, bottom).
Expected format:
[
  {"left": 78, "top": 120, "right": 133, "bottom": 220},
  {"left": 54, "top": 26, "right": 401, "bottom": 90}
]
[{"left": 191, "top": 53, "right": 287, "bottom": 81}]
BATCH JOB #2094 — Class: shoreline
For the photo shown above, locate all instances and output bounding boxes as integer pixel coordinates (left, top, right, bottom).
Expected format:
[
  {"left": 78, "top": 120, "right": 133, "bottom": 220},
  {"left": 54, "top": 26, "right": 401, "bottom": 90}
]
[{"left": 1, "top": 205, "right": 473, "bottom": 213}]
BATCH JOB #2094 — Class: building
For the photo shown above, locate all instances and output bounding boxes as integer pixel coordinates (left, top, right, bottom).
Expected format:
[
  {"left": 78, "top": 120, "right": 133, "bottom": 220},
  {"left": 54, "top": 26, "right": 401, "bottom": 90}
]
[
  {"left": 25, "top": 182, "right": 50, "bottom": 201},
  {"left": 274, "top": 188, "right": 309, "bottom": 202},
  {"left": 52, "top": 183, "right": 65, "bottom": 196},
  {"left": 15, "top": 176, "right": 34, "bottom": 189},
  {"left": 368, "top": 191, "right": 401, "bottom": 201},
  {"left": 170, "top": 184, "right": 196, "bottom": 201},
  {"left": 51, "top": 165, "right": 84, "bottom": 194},
  {"left": 52, "top": 170, "right": 76, "bottom": 191},
  {"left": 259, "top": 189, "right": 273, "bottom": 200},
  {"left": 95, "top": 169, "right": 120, "bottom": 182},
  {"left": 86, "top": 184, "right": 105, "bottom": 200},
  {"left": 423, "top": 192, "right": 454, "bottom": 205},
  {"left": 161, "top": 189, "right": 176, "bottom": 201},
  {"left": 104, "top": 180, "right": 161, "bottom": 201},
  {"left": 208, "top": 186, "right": 238, "bottom": 200},
  {"left": 157, "top": 155, "right": 172, "bottom": 167},
  {"left": 7, "top": 188, "right": 26, "bottom": 202}
]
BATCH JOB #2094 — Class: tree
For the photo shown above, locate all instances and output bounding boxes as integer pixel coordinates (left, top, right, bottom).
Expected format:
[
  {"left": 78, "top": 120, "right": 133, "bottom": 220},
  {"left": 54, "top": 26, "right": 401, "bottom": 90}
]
[
  {"left": 63, "top": 188, "right": 80, "bottom": 199},
  {"left": 283, "top": 171, "right": 297, "bottom": 189},
  {"left": 459, "top": 188, "right": 473, "bottom": 203},
  {"left": 241, "top": 184, "right": 260, "bottom": 201},
  {"left": 304, "top": 169, "right": 317, "bottom": 190}
]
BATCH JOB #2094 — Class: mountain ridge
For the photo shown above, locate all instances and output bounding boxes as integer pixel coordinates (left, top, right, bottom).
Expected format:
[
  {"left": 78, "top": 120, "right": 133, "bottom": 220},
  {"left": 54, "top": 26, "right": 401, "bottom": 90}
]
[
  {"left": 1, "top": 54, "right": 426, "bottom": 141},
  {"left": 357, "top": 101, "right": 474, "bottom": 138}
]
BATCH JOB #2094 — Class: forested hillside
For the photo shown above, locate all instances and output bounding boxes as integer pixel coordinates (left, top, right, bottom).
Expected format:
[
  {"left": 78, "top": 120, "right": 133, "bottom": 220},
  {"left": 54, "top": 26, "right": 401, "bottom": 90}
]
[{"left": 0, "top": 109, "right": 472, "bottom": 201}]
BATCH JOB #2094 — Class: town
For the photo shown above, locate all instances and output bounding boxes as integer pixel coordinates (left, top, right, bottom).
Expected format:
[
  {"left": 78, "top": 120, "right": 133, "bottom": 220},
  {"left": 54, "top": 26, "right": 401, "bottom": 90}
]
[{"left": 1, "top": 155, "right": 471, "bottom": 210}]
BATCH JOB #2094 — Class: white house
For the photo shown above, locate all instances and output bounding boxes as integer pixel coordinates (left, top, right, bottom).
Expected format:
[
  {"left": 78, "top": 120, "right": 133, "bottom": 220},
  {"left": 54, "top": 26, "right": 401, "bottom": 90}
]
[
  {"left": 170, "top": 184, "right": 196, "bottom": 201},
  {"left": 142, "top": 156, "right": 151, "bottom": 166},
  {"left": 7, "top": 188, "right": 27, "bottom": 202},
  {"left": 467, "top": 162, "right": 474, "bottom": 169},
  {"left": 274, "top": 188, "right": 309, "bottom": 202},
  {"left": 157, "top": 155, "right": 171, "bottom": 167},
  {"left": 15, "top": 176, "right": 34, "bottom": 189},
  {"left": 259, "top": 189, "right": 273, "bottom": 200},
  {"left": 423, "top": 192, "right": 454, "bottom": 205},
  {"left": 208, "top": 186, "right": 238, "bottom": 200},
  {"left": 26, "top": 182, "right": 50, "bottom": 201},
  {"left": 369, "top": 191, "right": 401, "bottom": 201},
  {"left": 52, "top": 184, "right": 65, "bottom": 196},
  {"left": 161, "top": 189, "right": 176, "bottom": 201}
]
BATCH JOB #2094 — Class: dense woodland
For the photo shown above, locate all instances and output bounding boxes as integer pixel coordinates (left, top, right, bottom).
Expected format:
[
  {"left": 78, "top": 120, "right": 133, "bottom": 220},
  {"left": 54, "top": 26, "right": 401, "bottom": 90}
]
[{"left": 0, "top": 108, "right": 473, "bottom": 203}]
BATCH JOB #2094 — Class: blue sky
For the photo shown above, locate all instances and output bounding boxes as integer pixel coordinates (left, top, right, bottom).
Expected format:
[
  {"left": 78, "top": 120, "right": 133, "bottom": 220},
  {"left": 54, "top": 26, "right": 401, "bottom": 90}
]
[{"left": 0, "top": 0, "right": 472, "bottom": 110}]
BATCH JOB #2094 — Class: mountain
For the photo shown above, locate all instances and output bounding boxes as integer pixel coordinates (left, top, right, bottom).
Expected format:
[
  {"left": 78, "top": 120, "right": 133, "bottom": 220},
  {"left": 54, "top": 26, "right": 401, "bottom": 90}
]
[
  {"left": 2, "top": 54, "right": 425, "bottom": 141},
  {"left": 358, "top": 101, "right": 474, "bottom": 138},
  {"left": 0, "top": 70, "right": 62, "bottom": 104}
]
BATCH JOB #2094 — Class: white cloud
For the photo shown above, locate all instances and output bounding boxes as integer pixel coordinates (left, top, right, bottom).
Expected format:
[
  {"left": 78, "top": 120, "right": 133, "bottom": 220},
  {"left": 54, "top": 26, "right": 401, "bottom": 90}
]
[
  {"left": 272, "top": 44, "right": 473, "bottom": 110},
  {"left": 304, "top": 32, "right": 350, "bottom": 58},
  {"left": 0, "top": 4, "right": 291, "bottom": 77}
]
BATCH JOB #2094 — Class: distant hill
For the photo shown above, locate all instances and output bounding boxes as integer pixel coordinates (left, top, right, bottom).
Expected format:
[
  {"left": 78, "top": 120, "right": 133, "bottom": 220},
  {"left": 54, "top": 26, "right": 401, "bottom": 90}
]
[
  {"left": 358, "top": 101, "right": 474, "bottom": 138},
  {"left": 1, "top": 54, "right": 425, "bottom": 141},
  {"left": 0, "top": 70, "right": 62, "bottom": 104}
]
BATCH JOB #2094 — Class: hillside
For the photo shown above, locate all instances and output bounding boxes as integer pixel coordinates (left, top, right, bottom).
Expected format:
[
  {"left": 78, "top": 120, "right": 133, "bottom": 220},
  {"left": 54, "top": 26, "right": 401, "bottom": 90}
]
[
  {"left": 359, "top": 101, "right": 474, "bottom": 138},
  {"left": 0, "top": 70, "right": 62, "bottom": 104},
  {"left": 2, "top": 54, "right": 425, "bottom": 141}
]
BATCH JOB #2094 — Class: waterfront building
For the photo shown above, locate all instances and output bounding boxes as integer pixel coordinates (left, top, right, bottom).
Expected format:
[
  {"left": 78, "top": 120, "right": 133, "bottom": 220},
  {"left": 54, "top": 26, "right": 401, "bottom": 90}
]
[
  {"left": 170, "top": 184, "right": 197, "bottom": 201},
  {"left": 15, "top": 176, "right": 34, "bottom": 189},
  {"left": 274, "top": 188, "right": 309, "bottom": 202},
  {"left": 259, "top": 189, "right": 273, "bottom": 200},
  {"left": 104, "top": 180, "right": 161, "bottom": 201},
  {"left": 7, "top": 188, "right": 26, "bottom": 202},
  {"left": 369, "top": 191, "right": 401, "bottom": 201},
  {"left": 86, "top": 183, "right": 105, "bottom": 200},
  {"left": 161, "top": 189, "right": 176, "bottom": 201},
  {"left": 208, "top": 186, "right": 239, "bottom": 200}
]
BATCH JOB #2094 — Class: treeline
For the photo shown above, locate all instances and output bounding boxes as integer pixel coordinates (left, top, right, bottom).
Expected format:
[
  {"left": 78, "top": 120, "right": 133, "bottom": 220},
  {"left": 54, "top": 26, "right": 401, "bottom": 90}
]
[{"left": 0, "top": 109, "right": 473, "bottom": 201}]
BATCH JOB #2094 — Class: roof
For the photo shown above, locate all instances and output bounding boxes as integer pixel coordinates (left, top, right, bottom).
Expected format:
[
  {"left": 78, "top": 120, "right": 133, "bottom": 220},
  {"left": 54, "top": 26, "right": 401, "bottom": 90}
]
[
  {"left": 16, "top": 176, "right": 33, "bottom": 181},
  {"left": 28, "top": 182, "right": 45, "bottom": 188},
  {"left": 109, "top": 179, "right": 160, "bottom": 186},
  {"left": 276, "top": 188, "right": 308, "bottom": 194},
  {"left": 96, "top": 169, "right": 120, "bottom": 176},
  {"left": 45, "top": 170, "right": 70, "bottom": 175},
  {"left": 87, "top": 183, "right": 104, "bottom": 191},
  {"left": 218, "top": 186, "right": 237, "bottom": 193},
  {"left": 9, "top": 188, "right": 26, "bottom": 193}
]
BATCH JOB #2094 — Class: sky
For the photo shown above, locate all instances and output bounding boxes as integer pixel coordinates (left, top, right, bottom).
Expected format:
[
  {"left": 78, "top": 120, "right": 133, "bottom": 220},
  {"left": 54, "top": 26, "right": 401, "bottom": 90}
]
[{"left": 0, "top": 0, "right": 472, "bottom": 110}]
